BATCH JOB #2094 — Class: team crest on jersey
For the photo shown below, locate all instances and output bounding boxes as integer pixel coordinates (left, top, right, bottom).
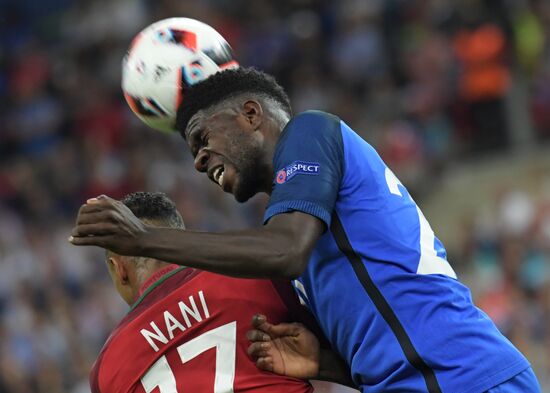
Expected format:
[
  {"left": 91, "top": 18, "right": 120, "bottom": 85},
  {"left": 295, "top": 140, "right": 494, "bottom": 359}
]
[{"left": 276, "top": 161, "right": 320, "bottom": 184}]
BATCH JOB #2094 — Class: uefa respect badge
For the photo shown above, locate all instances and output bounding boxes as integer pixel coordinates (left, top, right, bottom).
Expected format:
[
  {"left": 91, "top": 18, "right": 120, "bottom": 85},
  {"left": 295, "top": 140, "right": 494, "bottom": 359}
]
[{"left": 276, "top": 161, "right": 320, "bottom": 184}]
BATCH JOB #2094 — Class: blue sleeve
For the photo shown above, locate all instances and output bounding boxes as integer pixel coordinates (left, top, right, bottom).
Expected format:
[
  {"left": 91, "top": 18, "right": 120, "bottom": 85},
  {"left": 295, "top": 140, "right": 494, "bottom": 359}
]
[{"left": 264, "top": 111, "right": 343, "bottom": 228}]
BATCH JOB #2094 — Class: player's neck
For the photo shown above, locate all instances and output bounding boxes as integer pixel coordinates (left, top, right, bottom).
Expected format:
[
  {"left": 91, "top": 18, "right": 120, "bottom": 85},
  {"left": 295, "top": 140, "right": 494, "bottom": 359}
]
[
  {"left": 135, "top": 264, "right": 180, "bottom": 299},
  {"left": 260, "top": 124, "right": 281, "bottom": 194}
]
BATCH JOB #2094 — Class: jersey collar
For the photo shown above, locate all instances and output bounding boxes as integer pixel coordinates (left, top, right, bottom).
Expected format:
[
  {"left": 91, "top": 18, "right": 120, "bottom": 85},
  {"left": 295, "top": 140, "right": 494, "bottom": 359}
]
[
  {"left": 138, "top": 265, "right": 181, "bottom": 296},
  {"left": 129, "top": 265, "right": 185, "bottom": 313}
]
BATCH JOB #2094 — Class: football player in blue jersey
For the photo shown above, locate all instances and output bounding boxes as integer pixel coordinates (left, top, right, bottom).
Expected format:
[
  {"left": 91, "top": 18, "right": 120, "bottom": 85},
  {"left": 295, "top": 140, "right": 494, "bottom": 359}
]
[{"left": 70, "top": 67, "right": 540, "bottom": 393}]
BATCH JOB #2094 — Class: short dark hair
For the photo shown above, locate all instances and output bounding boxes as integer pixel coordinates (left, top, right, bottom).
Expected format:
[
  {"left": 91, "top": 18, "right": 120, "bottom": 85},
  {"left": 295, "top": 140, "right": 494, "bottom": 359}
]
[
  {"left": 121, "top": 192, "right": 185, "bottom": 229},
  {"left": 176, "top": 67, "right": 292, "bottom": 137}
]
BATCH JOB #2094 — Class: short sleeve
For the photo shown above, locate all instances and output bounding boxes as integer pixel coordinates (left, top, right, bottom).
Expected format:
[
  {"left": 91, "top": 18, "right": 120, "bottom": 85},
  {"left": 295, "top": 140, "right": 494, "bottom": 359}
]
[{"left": 264, "top": 111, "right": 343, "bottom": 228}]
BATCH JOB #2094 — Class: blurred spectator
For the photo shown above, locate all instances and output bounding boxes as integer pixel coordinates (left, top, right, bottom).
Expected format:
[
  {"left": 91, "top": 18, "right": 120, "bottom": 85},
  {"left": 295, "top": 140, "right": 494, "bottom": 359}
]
[{"left": 451, "top": 0, "right": 512, "bottom": 153}]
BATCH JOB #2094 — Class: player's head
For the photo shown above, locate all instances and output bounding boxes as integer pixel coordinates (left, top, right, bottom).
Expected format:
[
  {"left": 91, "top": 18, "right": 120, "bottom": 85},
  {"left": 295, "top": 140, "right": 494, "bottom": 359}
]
[
  {"left": 105, "top": 191, "right": 185, "bottom": 305},
  {"left": 176, "top": 67, "right": 292, "bottom": 203}
]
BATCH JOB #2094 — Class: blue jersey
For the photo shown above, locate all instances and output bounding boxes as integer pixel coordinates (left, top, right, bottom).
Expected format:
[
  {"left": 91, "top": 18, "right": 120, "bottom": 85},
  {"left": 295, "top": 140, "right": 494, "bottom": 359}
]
[{"left": 264, "top": 111, "right": 530, "bottom": 393}]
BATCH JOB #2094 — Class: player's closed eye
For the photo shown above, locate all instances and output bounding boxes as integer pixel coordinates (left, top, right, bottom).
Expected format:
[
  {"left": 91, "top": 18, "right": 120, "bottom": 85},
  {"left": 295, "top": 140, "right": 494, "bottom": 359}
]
[
  {"left": 190, "top": 131, "right": 205, "bottom": 157},
  {"left": 201, "top": 132, "right": 209, "bottom": 148}
]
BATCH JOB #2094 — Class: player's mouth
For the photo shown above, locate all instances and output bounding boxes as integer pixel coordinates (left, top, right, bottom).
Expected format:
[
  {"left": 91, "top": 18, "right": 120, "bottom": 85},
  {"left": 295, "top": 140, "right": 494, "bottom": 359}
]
[
  {"left": 209, "top": 163, "right": 235, "bottom": 194},
  {"left": 212, "top": 165, "right": 224, "bottom": 187}
]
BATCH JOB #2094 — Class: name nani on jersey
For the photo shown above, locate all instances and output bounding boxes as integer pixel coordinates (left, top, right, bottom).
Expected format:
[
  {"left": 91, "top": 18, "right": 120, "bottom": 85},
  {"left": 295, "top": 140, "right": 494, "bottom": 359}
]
[
  {"left": 276, "top": 161, "right": 320, "bottom": 184},
  {"left": 140, "top": 290, "right": 210, "bottom": 352}
]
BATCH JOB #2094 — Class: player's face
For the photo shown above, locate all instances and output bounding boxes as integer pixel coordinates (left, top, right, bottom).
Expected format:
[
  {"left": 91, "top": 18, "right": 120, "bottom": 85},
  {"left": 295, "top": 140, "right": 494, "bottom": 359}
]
[{"left": 186, "top": 111, "right": 266, "bottom": 203}]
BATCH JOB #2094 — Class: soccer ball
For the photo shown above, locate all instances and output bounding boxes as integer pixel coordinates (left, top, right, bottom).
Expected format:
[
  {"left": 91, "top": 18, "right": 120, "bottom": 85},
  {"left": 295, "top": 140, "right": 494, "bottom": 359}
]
[{"left": 122, "top": 18, "right": 238, "bottom": 133}]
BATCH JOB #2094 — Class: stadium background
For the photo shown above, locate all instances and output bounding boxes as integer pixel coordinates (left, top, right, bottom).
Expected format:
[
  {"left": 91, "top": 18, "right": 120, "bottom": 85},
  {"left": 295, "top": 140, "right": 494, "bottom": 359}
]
[{"left": 1, "top": 0, "right": 550, "bottom": 391}]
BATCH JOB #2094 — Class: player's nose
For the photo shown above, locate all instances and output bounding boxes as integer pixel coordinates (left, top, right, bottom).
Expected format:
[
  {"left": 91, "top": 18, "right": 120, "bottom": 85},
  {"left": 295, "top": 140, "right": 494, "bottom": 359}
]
[{"left": 194, "top": 148, "right": 210, "bottom": 173}]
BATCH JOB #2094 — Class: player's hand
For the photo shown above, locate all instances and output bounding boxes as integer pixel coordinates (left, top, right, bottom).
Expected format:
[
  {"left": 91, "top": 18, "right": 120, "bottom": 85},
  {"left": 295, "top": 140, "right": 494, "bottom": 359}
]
[
  {"left": 247, "top": 314, "right": 320, "bottom": 380},
  {"left": 69, "top": 195, "right": 148, "bottom": 255}
]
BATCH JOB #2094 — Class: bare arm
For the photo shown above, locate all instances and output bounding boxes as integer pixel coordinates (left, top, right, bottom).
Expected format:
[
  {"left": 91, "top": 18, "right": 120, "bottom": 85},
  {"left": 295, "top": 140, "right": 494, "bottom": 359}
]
[
  {"left": 139, "top": 212, "right": 323, "bottom": 278},
  {"left": 70, "top": 195, "right": 324, "bottom": 279}
]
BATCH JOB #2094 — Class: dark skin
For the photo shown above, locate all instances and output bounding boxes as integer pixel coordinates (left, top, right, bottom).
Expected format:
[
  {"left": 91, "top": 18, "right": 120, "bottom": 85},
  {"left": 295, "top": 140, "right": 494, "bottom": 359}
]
[
  {"left": 70, "top": 99, "right": 355, "bottom": 387},
  {"left": 187, "top": 105, "right": 274, "bottom": 203},
  {"left": 247, "top": 314, "right": 355, "bottom": 388},
  {"left": 70, "top": 100, "right": 324, "bottom": 279},
  {"left": 71, "top": 198, "right": 322, "bottom": 279}
]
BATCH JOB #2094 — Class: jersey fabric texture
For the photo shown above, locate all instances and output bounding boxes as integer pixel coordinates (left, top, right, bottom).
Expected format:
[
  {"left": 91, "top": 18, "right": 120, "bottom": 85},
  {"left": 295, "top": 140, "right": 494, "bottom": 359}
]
[
  {"left": 485, "top": 367, "right": 540, "bottom": 393},
  {"left": 264, "top": 110, "right": 533, "bottom": 393},
  {"left": 90, "top": 267, "right": 313, "bottom": 393}
]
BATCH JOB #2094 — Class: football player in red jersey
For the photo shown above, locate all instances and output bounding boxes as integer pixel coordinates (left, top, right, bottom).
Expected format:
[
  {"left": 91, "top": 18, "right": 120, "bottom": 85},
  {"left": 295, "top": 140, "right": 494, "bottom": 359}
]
[{"left": 90, "top": 191, "right": 314, "bottom": 393}]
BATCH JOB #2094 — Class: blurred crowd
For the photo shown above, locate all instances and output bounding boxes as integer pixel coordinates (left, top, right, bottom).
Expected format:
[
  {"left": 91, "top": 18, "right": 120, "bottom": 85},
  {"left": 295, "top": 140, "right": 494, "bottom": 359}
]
[{"left": 1, "top": 0, "right": 550, "bottom": 391}]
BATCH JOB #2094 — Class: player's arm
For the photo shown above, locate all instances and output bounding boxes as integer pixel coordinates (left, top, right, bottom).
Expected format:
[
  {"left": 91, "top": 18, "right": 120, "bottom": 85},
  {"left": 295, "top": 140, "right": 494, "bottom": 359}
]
[
  {"left": 70, "top": 197, "right": 324, "bottom": 279},
  {"left": 247, "top": 315, "right": 356, "bottom": 388},
  {"left": 70, "top": 111, "right": 342, "bottom": 279}
]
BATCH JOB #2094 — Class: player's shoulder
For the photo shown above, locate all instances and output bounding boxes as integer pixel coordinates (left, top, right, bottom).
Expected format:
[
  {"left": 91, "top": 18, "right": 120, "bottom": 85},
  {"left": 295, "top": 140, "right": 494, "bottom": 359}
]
[
  {"left": 278, "top": 110, "right": 343, "bottom": 147},
  {"left": 89, "top": 354, "right": 102, "bottom": 393},
  {"left": 292, "top": 110, "right": 340, "bottom": 122},
  {"left": 286, "top": 110, "right": 341, "bottom": 132}
]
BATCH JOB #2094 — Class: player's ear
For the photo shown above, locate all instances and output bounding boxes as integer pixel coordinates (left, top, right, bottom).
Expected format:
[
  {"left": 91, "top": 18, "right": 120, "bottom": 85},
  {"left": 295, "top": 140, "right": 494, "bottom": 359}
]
[
  {"left": 242, "top": 100, "right": 263, "bottom": 130},
  {"left": 109, "top": 256, "right": 130, "bottom": 285}
]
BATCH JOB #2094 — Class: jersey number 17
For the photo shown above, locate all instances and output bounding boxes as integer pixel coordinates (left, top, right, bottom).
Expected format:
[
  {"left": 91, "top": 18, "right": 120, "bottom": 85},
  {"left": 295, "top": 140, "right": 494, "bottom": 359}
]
[{"left": 141, "top": 321, "right": 236, "bottom": 393}]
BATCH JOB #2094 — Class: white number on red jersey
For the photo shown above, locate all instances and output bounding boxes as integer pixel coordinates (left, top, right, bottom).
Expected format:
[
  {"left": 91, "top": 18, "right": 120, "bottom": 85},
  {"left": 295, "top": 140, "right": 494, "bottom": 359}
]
[{"left": 141, "top": 321, "right": 237, "bottom": 392}]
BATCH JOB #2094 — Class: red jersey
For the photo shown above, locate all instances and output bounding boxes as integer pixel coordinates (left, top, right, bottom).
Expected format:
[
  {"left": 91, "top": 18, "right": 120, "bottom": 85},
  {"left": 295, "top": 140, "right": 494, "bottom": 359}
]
[{"left": 90, "top": 266, "right": 313, "bottom": 393}]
